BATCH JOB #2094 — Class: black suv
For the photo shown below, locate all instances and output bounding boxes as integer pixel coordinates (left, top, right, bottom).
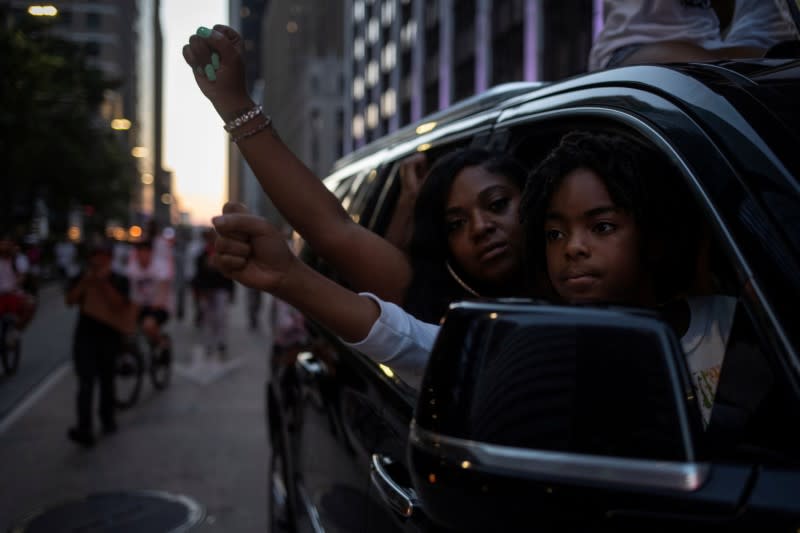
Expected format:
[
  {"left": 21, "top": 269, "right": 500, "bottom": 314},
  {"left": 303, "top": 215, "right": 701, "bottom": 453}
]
[{"left": 267, "top": 60, "right": 800, "bottom": 532}]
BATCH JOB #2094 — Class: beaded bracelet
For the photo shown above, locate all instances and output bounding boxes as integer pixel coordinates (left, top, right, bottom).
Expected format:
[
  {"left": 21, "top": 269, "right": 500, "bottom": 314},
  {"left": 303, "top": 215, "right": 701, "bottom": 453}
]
[
  {"left": 224, "top": 105, "right": 263, "bottom": 132},
  {"left": 231, "top": 115, "right": 273, "bottom": 143}
]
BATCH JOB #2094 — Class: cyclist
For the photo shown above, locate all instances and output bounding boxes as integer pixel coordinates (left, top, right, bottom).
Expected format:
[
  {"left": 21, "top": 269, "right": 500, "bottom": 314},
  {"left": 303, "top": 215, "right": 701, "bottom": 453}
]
[
  {"left": 0, "top": 236, "right": 35, "bottom": 338},
  {"left": 127, "top": 239, "right": 174, "bottom": 358}
]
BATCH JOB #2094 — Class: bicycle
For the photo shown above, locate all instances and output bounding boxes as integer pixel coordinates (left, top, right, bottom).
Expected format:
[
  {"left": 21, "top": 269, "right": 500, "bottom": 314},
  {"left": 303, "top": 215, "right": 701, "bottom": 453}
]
[
  {"left": 0, "top": 313, "right": 21, "bottom": 375},
  {"left": 115, "top": 329, "right": 172, "bottom": 409}
]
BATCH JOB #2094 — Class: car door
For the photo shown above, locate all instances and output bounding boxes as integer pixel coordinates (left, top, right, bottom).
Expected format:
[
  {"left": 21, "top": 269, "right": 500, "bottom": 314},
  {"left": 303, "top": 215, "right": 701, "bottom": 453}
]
[{"left": 404, "top": 71, "right": 800, "bottom": 530}]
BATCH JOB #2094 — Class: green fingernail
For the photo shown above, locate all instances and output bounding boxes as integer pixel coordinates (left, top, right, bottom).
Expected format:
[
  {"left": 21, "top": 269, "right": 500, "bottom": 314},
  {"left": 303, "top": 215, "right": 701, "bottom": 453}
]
[
  {"left": 211, "top": 52, "right": 220, "bottom": 70},
  {"left": 194, "top": 66, "right": 203, "bottom": 75},
  {"left": 196, "top": 26, "right": 212, "bottom": 38},
  {"left": 204, "top": 64, "right": 216, "bottom": 81}
]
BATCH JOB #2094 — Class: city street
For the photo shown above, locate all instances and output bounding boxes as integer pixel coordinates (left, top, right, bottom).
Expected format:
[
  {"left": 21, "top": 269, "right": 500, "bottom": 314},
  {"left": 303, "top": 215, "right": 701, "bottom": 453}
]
[{"left": 0, "top": 284, "right": 272, "bottom": 531}]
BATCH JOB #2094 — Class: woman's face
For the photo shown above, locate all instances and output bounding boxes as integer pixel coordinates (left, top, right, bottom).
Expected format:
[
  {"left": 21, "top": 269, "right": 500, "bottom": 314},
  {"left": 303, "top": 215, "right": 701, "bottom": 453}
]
[{"left": 444, "top": 165, "right": 523, "bottom": 291}]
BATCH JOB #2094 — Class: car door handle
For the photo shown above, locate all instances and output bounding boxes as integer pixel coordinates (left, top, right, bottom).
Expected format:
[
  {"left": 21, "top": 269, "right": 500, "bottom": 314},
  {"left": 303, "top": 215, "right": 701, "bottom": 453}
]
[
  {"left": 370, "top": 454, "right": 419, "bottom": 519},
  {"left": 295, "top": 351, "right": 324, "bottom": 380}
]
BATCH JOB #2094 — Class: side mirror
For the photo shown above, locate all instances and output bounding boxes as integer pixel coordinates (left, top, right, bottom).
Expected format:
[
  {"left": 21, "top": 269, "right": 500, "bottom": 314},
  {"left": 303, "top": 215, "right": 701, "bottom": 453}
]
[{"left": 408, "top": 301, "right": 749, "bottom": 531}]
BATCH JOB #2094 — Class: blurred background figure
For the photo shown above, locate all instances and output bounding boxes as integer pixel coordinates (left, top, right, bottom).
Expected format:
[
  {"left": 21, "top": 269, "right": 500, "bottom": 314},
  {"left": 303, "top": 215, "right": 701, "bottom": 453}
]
[
  {"left": 193, "top": 228, "right": 234, "bottom": 359},
  {"left": 111, "top": 238, "right": 131, "bottom": 275},
  {"left": 127, "top": 239, "right": 173, "bottom": 355},
  {"left": 64, "top": 238, "right": 132, "bottom": 448},
  {"left": 184, "top": 226, "right": 207, "bottom": 328},
  {"left": 268, "top": 227, "right": 309, "bottom": 363},
  {"left": 54, "top": 238, "right": 79, "bottom": 285},
  {"left": 0, "top": 236, "right": 36, "bottom": 335},
  {"left": 589, "top": 0, "right": 800, "bottom": 71},
  {"left": 246, "top": 286, "right": 262, "bottom": 332}
]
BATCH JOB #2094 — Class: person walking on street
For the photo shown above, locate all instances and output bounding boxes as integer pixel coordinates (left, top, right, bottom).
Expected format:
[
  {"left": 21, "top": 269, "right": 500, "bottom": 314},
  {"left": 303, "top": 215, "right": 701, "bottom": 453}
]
[
  {"left": 65, "top": 240, "right": 133, "bottom": 447},
  {"left": 0, "top": 236, "right": 36, "bottom": 335},
  {"left": 193, "top": 229, "right": 234, "bottom": 359}
]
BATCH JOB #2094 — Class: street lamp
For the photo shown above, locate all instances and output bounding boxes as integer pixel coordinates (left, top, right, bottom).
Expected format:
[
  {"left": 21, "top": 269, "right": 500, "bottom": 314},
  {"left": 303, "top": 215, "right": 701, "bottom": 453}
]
[
  {"left": 111, "top": 118, "right": 132, "bottom": 130},
  {"left": 27, "top": 5, "right": 58, "bottom": 17}
]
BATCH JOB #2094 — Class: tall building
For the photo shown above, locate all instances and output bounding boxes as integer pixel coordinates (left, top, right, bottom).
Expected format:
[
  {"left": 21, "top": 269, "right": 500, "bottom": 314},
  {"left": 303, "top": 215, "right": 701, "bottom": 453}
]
[
  {"left": 230, "top": 0, "right": 345, "bottom": 226},
  {"left": 344, "top": 0, "right": 595, "bottom": 152},
  {"left": 262, "top": 0, "right": 345, "bottom": 180}
]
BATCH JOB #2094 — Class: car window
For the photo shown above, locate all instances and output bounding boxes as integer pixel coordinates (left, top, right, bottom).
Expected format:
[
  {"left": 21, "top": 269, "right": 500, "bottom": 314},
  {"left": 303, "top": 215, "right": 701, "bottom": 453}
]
[
  {"left": 504, "top": 117, "right": 800, "bottom": 467},
  {"left": 701, "top": 236, "right": 800, "bottom": 466}
]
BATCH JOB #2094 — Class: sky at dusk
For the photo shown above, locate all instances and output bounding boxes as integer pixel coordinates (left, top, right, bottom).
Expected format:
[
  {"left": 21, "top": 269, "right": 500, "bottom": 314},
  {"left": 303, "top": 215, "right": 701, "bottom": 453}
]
[{"left": 162, "top": 0, "right": 229, "bottom": 226}]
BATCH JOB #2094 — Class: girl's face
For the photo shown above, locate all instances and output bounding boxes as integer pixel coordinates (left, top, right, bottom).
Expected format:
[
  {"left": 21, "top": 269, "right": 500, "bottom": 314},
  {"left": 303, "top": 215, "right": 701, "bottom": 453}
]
[
  {"left": 544, "top": 167, "right": 655, "bottom": 306},
  {"left": 444, "top": 165, "right": 523, "bottom": 291}
]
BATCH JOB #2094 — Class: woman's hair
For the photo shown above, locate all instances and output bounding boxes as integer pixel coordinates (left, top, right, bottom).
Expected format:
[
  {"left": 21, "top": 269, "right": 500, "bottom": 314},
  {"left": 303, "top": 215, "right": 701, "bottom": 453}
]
[
  {"left": 520, "top": 130, "right": 700, "bottom": 303},
  {"left": 404, "top": 147, "right": 528, "bottom": 322}
]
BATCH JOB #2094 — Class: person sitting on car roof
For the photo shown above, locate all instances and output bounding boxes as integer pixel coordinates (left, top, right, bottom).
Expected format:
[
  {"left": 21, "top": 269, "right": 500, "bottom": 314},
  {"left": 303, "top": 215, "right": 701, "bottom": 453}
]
[{"left": 589, "top": 0, "right": 799, "bottom": 71}]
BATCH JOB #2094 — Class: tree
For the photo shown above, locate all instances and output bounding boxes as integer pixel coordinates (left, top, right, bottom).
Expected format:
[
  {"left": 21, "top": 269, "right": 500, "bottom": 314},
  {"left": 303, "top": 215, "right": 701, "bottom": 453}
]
[{"left": 0, "top": 14, "right": 136, "bottom": 236}]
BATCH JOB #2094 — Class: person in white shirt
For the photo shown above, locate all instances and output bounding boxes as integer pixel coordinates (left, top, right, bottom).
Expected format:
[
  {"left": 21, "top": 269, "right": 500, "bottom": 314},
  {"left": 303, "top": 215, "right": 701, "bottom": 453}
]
[
  {"left": 127, "top": 240, "right": 173, "bottom": 353},
  {"left": 0, "top": 237, "right": 35, "bottom": 331},
  {"left": 589, "top": 0, "right": 800, "bottom": 71}
]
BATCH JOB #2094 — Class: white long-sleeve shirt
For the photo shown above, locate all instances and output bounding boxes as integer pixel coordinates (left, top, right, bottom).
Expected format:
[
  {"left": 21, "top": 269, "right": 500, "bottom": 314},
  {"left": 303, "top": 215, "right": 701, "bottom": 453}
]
[
  {"left": 344, "top": 293, "right": 439, "bottom": 388},
  {"left": 343, "top": 292, "right": 736, "bottom": 421}
]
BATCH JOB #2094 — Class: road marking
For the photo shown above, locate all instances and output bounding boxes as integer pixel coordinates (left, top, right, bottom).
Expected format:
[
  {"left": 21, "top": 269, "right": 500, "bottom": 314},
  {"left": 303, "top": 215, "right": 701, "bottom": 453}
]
[{"left": 0, "top": 362, "right": 69, "bottom": 435}]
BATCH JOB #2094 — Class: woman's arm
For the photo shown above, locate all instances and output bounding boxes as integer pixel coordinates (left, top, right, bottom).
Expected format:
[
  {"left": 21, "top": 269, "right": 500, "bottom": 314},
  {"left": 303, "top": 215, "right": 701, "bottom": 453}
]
[
  {"left": 212, "top": 206, "right": 380, "bottom": 343},
  {"left": 183, "top": 25, "right": 411, "bottom": 304}
]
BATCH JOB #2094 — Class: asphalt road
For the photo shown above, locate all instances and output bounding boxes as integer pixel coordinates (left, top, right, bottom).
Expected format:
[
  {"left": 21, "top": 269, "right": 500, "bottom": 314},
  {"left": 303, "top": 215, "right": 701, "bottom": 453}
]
[
  {"left": 0, "top": 284, "right": 272, "bottom": 531},
  {"left": 0, "top": 282, "right": 77, "bottom": 426}
]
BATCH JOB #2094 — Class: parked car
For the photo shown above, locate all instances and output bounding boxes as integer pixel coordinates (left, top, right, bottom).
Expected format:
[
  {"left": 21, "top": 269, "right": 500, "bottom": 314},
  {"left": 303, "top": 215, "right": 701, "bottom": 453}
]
[{"left": 267, "top": 59, "right": 800, "bottom": 532}]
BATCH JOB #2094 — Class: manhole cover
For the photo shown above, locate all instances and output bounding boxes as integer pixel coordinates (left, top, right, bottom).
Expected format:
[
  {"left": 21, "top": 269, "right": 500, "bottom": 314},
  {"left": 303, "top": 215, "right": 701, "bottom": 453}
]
[{"left": 10, "top": 490, "right": 205, "bottom": 533}]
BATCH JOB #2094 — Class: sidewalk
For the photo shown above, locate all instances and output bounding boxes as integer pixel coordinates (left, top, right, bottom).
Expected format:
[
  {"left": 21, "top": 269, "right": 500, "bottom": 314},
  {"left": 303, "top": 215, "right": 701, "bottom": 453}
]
[{"left": 0, "top": 286, "right": 273, "bottom": 531}]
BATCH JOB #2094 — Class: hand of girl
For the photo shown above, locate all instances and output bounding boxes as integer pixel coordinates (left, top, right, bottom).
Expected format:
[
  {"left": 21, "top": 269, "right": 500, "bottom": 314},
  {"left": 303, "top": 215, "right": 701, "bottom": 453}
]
[
  {"left": 182, "top": 24, "right": 253, "bottom": 120},
  {"left": 212, "top": 203, "right": 298, "bottom": 294}
]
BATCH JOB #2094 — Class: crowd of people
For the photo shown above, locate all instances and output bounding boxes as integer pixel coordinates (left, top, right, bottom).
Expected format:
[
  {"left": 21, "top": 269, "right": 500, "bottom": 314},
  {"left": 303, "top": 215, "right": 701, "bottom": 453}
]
[{"left": 1, "top": 219, "right": 246, "bottom": 448}]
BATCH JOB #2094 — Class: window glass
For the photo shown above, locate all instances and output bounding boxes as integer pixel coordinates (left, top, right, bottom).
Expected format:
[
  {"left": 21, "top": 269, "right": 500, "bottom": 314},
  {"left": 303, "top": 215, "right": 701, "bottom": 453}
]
[
  {"left": 505, "top": 118, "right": 800, "bottom": 465},
  {"left": 86, "top": 12, "right": 101, "bottom": 30}
]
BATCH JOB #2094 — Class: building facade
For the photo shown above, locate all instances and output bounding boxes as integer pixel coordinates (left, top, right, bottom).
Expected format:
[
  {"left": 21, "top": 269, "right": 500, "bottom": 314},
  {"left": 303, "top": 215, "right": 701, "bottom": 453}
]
[
  {"left": 344, "top": 0, "right": 597, "bottom": 152},
  {"left": 230, "top": 0, "right": 345, "bottom": 226}
]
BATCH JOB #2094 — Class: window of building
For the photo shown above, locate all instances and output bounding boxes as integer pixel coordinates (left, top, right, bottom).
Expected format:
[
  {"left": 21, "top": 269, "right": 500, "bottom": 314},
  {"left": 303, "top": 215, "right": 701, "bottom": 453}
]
[
  {"left": 381, "top": 0, "right": 395, "bottom": 26},
  {"left": 86, "top": 12, "right": 101, "bottom": 30},
  {"left": 354, "top": 0, "right": 365, "bottom": 22},
  {"left": 355, "top": 37, "right": 365, "bottom": 60},
  {"left": 401, "top": 20, "right": 417, "bottom": 47},
  {"left": 368, "top": 17, "right": 380, "bottom": 44},
  {"left": 381, "top": 88, "right": 397, "bottom": 118},
  {"left": 382, "top": 41, "right": 396, "bottom": 72},
  {"left": 352, "top": 114, "right": 365, "bottom": 140},
  {"left": 366, "top": 103, "right": 380, "bottom": 129},
  {"left": 354, "top": 77, "right": 365, "bottom": 99},
  {"left": 366, "top": 61, "right": 379, "bottom": 88}
]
